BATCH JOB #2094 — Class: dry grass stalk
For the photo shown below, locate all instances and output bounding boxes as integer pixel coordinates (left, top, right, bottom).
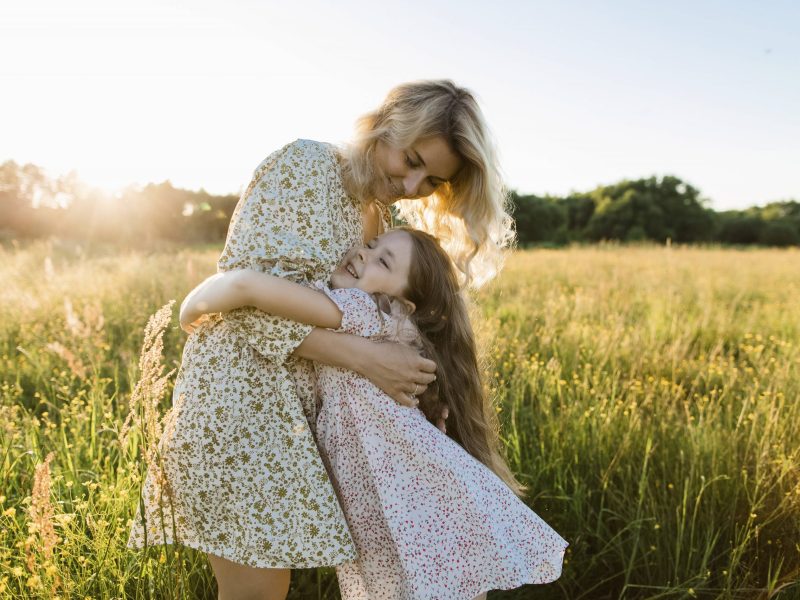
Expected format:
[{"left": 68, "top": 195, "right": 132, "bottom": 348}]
[
  {"left": 45, "top": 341, "right": 88, "bottom": 379},
  {"left": 119, "top": 301, "right": 176, "bottom": 486},
  {"left": 62, "top": 297, "right": 106, "bottom": 338},
  {"left": 43, "top": 256, "right": 55, "bottom": 282},
  {"left": 26, "top": 451, "right": 60, "bottom": 584},
  {"left": 63, "top": 298, "right": 90, "bottom": 338}
]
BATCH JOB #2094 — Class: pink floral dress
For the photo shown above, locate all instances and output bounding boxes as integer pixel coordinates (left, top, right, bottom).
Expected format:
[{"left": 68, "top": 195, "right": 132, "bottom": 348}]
[{"left": 314, "top": 284, "right": 568, "bottom": 600}]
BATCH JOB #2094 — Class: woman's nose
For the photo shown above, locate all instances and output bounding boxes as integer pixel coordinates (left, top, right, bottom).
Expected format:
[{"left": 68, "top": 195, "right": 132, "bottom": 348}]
[{"left": 403, "top": 171, "right": 426, "bottom": 197}]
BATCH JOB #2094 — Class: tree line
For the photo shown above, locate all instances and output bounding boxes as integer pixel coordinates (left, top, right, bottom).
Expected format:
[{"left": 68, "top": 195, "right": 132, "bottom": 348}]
[
  {"left": 510, "top": 176, "right": 800, "bottom": 247},
  {"left": 1, "top": 160, "right": 798, "bottom": 247}
]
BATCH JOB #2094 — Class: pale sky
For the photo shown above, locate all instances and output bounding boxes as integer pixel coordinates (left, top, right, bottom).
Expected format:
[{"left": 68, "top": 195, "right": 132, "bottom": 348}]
[{"left": 1, "top": 0, "right": 798, "bottom": 210}]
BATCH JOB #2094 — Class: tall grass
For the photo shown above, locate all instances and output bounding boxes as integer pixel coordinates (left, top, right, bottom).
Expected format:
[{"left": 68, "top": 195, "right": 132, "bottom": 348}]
[{"left": 1, "top": 240, "right": 798, "bottom": 599}]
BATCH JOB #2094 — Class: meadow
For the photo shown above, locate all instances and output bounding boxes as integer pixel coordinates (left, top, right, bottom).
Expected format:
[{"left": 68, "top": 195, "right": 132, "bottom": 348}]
[{"left": 1, "top": 240, "right": 798, "bottom": 599}]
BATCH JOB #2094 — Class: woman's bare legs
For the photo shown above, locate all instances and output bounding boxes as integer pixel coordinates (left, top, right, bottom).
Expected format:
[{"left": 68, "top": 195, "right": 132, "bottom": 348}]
[
  {"left": 208, "top": 554, "right": 290, "bottom": 600},
  {"left": 473, "top": 594, "right": 487, "bottom": 600}
]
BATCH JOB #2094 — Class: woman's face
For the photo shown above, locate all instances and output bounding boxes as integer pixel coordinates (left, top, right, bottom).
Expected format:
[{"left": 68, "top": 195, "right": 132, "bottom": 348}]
[
  {"left": 331, "top": 230, "right": 413, "bottom": 298},
  {"left": 372, "top": 136, "right": 462, "bottom": 204}
]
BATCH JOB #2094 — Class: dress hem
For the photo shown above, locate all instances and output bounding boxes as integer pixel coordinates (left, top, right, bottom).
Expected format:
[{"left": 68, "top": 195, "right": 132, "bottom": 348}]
[{"left": 127, "top": 537, "right": 358, "bottom": 570}]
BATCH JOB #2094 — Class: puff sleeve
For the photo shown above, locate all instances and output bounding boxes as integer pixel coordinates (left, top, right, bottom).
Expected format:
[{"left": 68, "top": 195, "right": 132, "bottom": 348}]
[
  {"left": 217, "top": 140, "right": 342, "bottom": 362},
  {"left": 316, "top": 285, "right": 386, "bottom": 339}
]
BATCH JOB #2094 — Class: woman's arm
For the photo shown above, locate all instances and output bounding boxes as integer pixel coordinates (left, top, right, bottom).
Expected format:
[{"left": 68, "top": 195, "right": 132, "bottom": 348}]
[
  {"left": 295, "top": 330, "right": 447, "bottom": 431},
  {"left": 180, "top": 269, "right": 342, "bottom": 333},
  {"left": 293, "top": 328, "right": 437, "bottom": 408}
]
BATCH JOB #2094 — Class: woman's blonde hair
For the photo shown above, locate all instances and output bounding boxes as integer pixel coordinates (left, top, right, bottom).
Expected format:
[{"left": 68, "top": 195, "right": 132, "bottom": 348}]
[
  {"left": 341, "top": 80, "right": 515, "bottom": 288},
  {"left": 398, "top": 227, "right": 524, "bottom": 496}
]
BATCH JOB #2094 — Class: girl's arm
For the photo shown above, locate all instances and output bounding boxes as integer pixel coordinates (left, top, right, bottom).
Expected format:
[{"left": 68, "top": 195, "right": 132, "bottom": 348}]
[
  {"left": 179, "top": 269, "right": 342, "bottom": 333},
  {"left": 180, "top": 270, "right": 444, "bottom": 428}
]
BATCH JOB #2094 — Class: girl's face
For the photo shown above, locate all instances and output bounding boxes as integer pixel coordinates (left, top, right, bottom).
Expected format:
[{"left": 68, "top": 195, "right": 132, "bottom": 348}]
[
  {"left": 331, "top": 230, "right": 413, "bottom": 299},
  {"left": 372, "top": 136, "right": 462, "bottom": 205}
]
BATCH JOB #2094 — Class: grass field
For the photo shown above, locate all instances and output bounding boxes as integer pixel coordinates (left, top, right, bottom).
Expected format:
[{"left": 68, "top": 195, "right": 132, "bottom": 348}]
[{"left": 1, "top": 240, "right": 798, "bottom": 599}]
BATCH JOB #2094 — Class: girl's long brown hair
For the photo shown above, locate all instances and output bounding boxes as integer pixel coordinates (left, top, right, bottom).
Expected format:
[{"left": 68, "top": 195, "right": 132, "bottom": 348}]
[{"left": 400, "top": 227, "right": 524, "bottom": 496}]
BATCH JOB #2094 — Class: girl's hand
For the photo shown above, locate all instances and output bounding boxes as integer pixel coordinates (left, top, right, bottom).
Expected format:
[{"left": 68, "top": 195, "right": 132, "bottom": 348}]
[
  {"left": 180, "top": 313, "right": 205, "bottom": 334},
  {"left": 179, "top": 289, "right": 209, "bottom": 334},
  {"left": 179, "top": 305, "right": 204, "bottom": 334}
]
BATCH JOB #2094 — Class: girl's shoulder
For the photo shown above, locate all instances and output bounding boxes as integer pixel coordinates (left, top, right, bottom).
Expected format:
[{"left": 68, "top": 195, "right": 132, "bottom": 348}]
[
  {"left": 311, "top": 283, "right": 421, "bottom": 345},
  {"left": 311, "top": 283, "right": 383, "bottom": 337}
]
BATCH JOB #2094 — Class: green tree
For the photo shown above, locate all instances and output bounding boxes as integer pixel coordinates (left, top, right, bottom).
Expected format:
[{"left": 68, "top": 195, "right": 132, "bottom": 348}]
[
  {"left": 509, "top": 192, "right": 567, "bottom": 245},
  {"left": 583, "top": 176, "right": 715, "bottom": 243}
]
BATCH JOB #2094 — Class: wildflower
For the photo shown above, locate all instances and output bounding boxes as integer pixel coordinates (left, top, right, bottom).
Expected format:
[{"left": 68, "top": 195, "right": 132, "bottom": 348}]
[
  {"left": 54, "top": 514, "right": 74, "bottom": 527},
  {"left": 3, "top": 507, "right": 15, "bottom": 518},
  {"left": 26, "top": 574, "right": 42, "bottom": 589}
]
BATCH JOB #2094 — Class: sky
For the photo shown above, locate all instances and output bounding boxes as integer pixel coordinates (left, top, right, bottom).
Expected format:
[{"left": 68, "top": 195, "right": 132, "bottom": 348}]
[{"left": 1, "top": 0, "right": 798, "bottom": 211}]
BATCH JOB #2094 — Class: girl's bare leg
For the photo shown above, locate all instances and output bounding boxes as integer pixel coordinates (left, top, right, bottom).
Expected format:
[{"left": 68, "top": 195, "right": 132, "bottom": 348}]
[
  {"left": 208, "top": 553, "right": 290, "bottom": 600},
  {"left": 473, "top": 594, "right": 487, "bottom": 600}
]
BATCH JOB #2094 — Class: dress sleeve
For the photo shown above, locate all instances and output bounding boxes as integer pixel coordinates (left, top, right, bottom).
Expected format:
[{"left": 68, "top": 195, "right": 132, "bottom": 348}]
[
  {"left": 216, "top": 140, "right": 339, "bottom": 362},
  {"left": 316, "top": 285, "right": 385, "bottom": 338}
]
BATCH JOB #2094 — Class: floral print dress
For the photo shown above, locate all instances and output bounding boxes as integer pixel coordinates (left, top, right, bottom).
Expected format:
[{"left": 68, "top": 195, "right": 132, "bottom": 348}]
[
  {"left": 129, "top": 139, "right": 379, "bottom": 568},
  {"left": 314, "top": 285, "right": 569, "bottom": 599}
]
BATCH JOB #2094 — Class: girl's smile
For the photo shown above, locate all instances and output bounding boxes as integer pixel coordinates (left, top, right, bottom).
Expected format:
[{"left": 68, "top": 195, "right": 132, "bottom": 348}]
[{"left": 331, "top": 230, "right": 413, "bottom": 299}]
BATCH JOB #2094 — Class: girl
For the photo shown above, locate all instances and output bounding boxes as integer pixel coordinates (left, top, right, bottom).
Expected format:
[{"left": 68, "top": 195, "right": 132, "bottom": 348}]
[
  {"left": 129, "top": 80, "right": 515, "bottom": 600},
  {"left": 180, "top": 227, "right": 568, "bottom": 600}
]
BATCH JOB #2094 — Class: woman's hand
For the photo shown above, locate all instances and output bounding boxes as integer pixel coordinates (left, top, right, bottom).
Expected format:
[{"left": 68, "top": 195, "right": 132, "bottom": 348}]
[
  {"left": 355, "top": 340, "right": 437, "bottom": 408},
  {"left": 293, "top": 330, "right": 437, "bottom": 409}
]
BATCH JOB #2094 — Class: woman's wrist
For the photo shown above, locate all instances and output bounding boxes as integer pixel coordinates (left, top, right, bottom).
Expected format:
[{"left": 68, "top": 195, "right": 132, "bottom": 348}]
[
  {"left": 293, "top": 328, "right": 369, "bottom": 372},
  {"left": 344, "top": 335, "right": 370, "bottom": 375}
]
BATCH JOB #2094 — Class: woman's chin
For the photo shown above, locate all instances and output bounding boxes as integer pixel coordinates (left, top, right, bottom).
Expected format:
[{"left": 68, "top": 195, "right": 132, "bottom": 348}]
[{"left": 373, "top": 183, "right": 395, "bottom": 205}]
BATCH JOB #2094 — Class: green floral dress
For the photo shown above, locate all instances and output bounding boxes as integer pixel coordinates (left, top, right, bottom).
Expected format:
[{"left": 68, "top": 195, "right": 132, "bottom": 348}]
[{"left": 129, "top": 139, "right": 376, "bottom": 568}]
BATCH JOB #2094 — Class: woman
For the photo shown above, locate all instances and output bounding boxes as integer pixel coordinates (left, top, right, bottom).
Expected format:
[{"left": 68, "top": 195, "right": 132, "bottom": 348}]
[{"left": 129, "top": 80, "right": 515, "bottom": 600}]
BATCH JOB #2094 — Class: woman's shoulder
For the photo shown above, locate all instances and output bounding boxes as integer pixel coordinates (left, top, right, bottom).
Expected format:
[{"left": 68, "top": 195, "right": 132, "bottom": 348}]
[
  {"left": 251, "top": 139, "right": 339, "bottom": 175},
  {"left": 282, "top": 139, "right": 339, "bottom": 167}
]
